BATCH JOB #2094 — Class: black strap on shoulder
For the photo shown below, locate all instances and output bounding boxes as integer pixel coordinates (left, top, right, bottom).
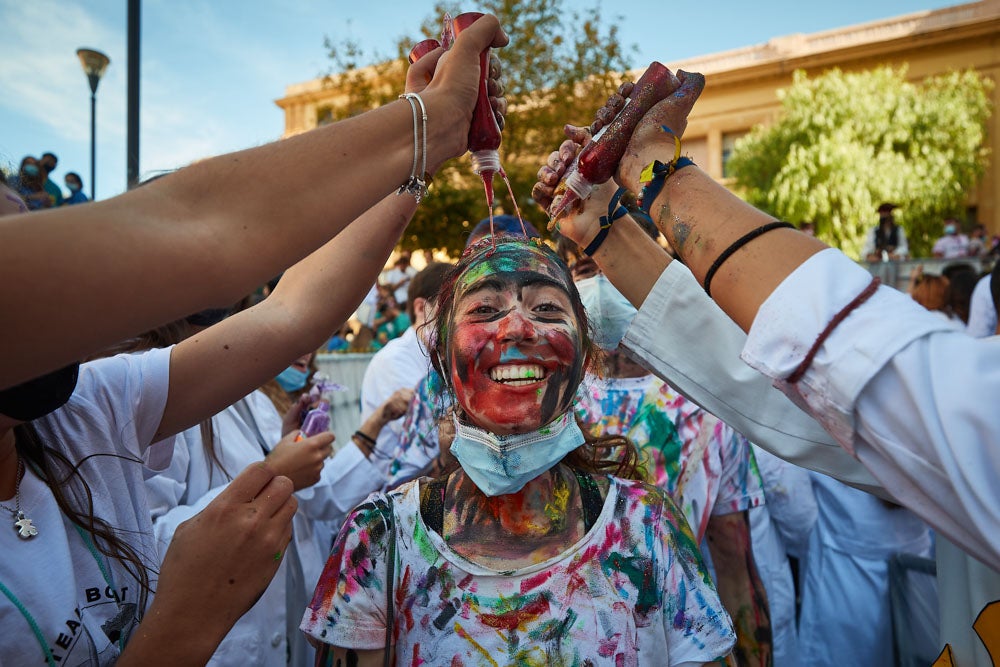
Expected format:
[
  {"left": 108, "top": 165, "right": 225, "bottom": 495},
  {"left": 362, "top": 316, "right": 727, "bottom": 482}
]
[
  {"left": 420, "top": 475, "right": 448, "bottom": 536},
  {"left": 382, "top": 495, "right": 395, "bottom": 667},
  {"left": 573, "top": 469, "right": 603, "bottom": 533}
]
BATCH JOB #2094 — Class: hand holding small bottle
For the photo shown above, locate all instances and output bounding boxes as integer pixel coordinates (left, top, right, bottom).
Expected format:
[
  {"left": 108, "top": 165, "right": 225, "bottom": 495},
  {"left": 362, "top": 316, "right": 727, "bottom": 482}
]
[
  {"left": 533, "top": 129, "right": 621, "bottom": 250},
  {"left": 412, "top": 14, "right": 509, "bottom": 171}
]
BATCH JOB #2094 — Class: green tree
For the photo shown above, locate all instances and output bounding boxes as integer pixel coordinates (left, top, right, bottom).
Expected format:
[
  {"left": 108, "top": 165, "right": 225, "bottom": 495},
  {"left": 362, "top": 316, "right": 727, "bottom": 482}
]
[
  {"left": 322, "top": 0, "right": 635, "bottom": 254},
  {"left": 726, "top": 67, "right": 992, "bottom": 259}
]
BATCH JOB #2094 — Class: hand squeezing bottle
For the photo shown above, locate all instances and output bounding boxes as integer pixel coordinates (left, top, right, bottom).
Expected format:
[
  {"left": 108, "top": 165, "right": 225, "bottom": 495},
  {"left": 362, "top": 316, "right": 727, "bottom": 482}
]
[
  {"left": 296, "top": 375, "right": 343, "bottom": 440},
  {"left": 408, "top": 13, "right": 528, "bottom": 241},
  {"left": 548, "top": 62, "right": 677, "bottom": 223}
]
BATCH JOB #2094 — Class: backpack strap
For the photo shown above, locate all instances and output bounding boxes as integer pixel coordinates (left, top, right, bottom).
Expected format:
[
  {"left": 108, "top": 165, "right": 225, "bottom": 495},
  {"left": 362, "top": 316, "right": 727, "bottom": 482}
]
[
  {"left": 419, "top": 475, "right": 448, "bottom": 536},
  {"left": 382, "top": 495, "right": 395, "bottom": 667},
  {"left": 573, "top": 469, "right": 604, "bottom": 533}
]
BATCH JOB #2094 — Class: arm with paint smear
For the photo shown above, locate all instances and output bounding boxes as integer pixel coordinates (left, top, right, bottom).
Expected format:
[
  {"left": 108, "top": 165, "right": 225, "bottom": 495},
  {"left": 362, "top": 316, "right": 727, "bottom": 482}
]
[{"left": 705, "top": 511, "right": 772, "bottom": 667}]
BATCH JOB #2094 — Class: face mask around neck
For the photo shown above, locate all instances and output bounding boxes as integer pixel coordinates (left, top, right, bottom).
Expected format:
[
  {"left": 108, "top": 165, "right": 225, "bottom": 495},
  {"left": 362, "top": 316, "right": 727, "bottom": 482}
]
[{"left": 449, "top": 411, "right": 585, "bottom": 496}]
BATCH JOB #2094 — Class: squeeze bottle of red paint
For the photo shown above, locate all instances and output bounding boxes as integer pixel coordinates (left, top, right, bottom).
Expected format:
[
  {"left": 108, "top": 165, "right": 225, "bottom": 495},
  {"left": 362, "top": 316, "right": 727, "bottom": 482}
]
[
  {"left": 549, "top": 61, "right": 676, "bottom": 222},
  {"left": 449, "top": 12, "right": 503, "bottom": 185}
]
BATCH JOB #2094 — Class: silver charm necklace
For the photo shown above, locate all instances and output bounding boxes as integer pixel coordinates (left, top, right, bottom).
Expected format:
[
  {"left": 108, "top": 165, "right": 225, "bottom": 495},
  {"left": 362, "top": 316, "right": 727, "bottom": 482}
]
[{"left": 0, "top": 458, "right": 37, "bottom": 539}]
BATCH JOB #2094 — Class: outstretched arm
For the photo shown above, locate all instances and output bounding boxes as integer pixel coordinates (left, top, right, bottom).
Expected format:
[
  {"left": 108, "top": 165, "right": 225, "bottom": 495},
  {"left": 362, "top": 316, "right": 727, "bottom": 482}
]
[
  {"left": 0, "top": 14, "right": 508, "bottom": 389},
  {"left": 706, "top": 512, "right": 772, "bottom": 667},
  {"left": 533, "top": 85, "right": 882, "bottom": 494},
  {"left": 153, "top": 45, "right": 506, "bottom": 439}
]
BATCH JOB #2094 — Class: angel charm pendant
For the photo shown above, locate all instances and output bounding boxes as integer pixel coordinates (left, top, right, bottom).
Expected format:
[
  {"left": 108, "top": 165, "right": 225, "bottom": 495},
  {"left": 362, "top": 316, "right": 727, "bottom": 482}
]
[{"left": 14, "top": 512, "right": 37, "bottom": 539}]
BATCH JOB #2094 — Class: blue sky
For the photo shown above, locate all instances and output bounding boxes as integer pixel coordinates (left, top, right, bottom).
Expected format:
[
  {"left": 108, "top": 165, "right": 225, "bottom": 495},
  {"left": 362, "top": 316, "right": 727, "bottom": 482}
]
[{"left": 0, "top": 0, "right": 956, "bottom": 201}]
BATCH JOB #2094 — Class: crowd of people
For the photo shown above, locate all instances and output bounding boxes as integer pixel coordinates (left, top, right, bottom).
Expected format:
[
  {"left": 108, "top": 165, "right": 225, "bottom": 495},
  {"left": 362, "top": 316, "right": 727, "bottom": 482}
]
[
  {"left": 2, "top": 152, "right": 89, "bottom": 210},
  {"left": 0, "top": 12, "right": 998, "bottom": 667}
]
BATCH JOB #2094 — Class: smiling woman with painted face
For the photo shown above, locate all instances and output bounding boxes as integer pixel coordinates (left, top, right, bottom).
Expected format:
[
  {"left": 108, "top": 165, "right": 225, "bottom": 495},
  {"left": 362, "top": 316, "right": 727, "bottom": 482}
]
[{"left": 302, "top": 236, "right": 736, "bottom": 667}]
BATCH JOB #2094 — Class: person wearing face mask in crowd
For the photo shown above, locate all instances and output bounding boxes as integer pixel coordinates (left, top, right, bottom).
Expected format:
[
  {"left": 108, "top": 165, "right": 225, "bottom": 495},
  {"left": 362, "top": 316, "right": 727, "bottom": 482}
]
[
  {"left": 303, "top": 235, "right": 735, "bottom": 667},
  {"left": 536, "top": 66, "right": 997, "bottom": 667},
  {"left": 38, "top": 153, "right": 64, "bottom": 207},
  {"left": 562, "top": 225, "right": 773, "bottom": 666},
  {"left": 933, "top": 217, "right": 971, "bottom": 259},
  {"left": 0, "top": 28, "right": 513, "bottom": 662},
  {"left": 10, "top": 156, "right": 54, "bottom": 210},
  {"left": 63, "top": 172, "right": 89, "bottom": 205}
]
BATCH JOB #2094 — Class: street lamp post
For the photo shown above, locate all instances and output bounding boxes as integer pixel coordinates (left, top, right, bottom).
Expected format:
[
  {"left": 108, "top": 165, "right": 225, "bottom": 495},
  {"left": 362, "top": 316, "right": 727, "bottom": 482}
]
[{"left": 76, "top": 48, "right": 110, "bottom": 201}]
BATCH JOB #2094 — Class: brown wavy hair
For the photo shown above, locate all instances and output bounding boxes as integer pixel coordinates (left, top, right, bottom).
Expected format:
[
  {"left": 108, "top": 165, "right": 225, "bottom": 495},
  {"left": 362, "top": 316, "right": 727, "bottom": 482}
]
[{"left": 426, "top": 234, "right": 642, "bottom": 482}]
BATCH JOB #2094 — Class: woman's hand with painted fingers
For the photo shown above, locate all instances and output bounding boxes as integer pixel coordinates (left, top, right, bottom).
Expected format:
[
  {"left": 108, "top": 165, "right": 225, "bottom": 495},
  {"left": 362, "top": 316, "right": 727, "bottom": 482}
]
[
  {"left": 419, "top": 15, "right": 509, "bottom": 167},
  {"left": 589, "top": 82, "right": 634, "bottom": 137},
  {"left": 616, "top": 70, "right": 705, "bottom": 194},
  {"left": 266, "top": 430, "right": 336, "bottom": 491},
  {"left": 532, "top": 130, "right": 620, "bottom": 249},
  {"left": 140, "top": 463, "right": 297, "bottom": 659}
]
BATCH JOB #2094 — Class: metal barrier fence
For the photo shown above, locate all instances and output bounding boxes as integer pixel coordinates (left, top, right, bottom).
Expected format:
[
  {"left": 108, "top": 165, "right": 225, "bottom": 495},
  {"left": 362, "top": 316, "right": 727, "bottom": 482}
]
[{"left": 862, "top": 258, "right": 992, "bottom": 291}]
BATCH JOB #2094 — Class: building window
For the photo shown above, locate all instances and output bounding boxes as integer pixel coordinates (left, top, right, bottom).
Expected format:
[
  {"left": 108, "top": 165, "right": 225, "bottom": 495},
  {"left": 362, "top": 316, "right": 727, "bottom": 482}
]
[
  {"left": 316, "top": 106, "right": 335, "bottom": 127},
  {"left": 722, "top": 132, "right": 747, "bottom": 179}
]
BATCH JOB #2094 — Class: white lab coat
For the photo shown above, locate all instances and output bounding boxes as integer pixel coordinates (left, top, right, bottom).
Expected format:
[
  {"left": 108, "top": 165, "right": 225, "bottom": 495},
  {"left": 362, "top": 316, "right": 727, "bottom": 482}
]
[
  {"left": 798, "top": 473, "right": 933, "bottom": 667},
  {"left": 620, "top": 257, "right": 998, "bottom": 666},
  {"left": 146, "top": 390, "right": 387, "bottom": 667}
]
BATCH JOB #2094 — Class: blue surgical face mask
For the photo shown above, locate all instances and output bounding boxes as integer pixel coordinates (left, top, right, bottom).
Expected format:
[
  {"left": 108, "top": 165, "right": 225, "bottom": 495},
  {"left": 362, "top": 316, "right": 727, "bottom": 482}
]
[
  {"left": 575, "top": 273, "right": 637, "bottom": 351},
  {"left": 275, "top": 366, "right": 309, "bottom": 392},
  {"left": 449, "top": 411, "right": 585, "bottom": 496},
  {"left": 66, "top": 181, "right": 81, "bottom": 192},
  {"left": 944, "top": 224, "right": 957, "bottom": 235},
  {"left": 23, "top": 164, "right": 40, "bottom": 177}
]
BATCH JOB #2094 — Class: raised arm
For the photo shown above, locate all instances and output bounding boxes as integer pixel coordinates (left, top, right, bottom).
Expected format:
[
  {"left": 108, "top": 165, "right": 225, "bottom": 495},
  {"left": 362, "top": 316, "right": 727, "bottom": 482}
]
[
  {"left": 556, "top": 69, "right": 1000, "bottom": 564},
  {"left": 0, "top": 14, "right": 508, "bottom": 389},
  {"left": 533, "top": 91, "right": 882, "bottom": 495},
  {"left": 156, "top": 181, "right": 417, "bottom": 440}
]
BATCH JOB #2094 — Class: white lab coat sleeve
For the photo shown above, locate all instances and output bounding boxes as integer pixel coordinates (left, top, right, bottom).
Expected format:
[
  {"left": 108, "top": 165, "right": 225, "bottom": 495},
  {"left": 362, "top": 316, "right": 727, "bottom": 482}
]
[
  {"left": 146, "top": 429, "right": 227, "bottom": 561},
  {"left": 621, "top": 261, "right": 883, "bottom": 495},
  {"left": 743, "top": 248, "right": 1000, "bottom": 567},
  {"left": 295, "top": 442, "right": 385, "bottom": 525},
  {"left": 965, "top": 274, "right": 996, "bottom": 338}
]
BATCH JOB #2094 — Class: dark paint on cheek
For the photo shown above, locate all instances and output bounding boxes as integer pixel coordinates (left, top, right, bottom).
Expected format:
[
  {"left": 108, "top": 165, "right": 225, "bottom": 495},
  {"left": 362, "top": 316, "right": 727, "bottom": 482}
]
[
  {"left": 538, "top": 329, "right": 583, "bottom": 423},
  {"left": 346, "top": 650, "right": 359, "bottom": 667}
]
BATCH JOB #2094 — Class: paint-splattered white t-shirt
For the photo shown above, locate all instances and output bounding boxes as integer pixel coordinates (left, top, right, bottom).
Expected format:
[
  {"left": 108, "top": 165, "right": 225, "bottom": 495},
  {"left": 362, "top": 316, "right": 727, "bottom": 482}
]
[
  {"left": 576, "top": 374, "right": 765, "bottom": 542},
  {"left": 302, "top": 476, "right": 735, "bottom": 666}
]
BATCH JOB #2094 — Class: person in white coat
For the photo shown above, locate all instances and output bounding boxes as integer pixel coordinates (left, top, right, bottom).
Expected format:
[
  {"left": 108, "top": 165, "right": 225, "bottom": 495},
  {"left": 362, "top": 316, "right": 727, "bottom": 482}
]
[
  {"left": 798, "top": 473, "right": 934, "bottom": 667},
  {"left": 532, "top": 76, "right": 999, "bottom": 665},
  {"left": 748, "top": 446, "right": 816, "bottom": 667},
  {"left": 147, "top": 388, "right": 331, "bottom": 667}
]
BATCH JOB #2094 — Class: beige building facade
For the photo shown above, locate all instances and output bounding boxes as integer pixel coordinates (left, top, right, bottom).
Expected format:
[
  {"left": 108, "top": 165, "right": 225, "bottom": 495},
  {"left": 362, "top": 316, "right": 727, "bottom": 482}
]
[{"left": 277, "top": 1, "right": 1000, "bottom": 229}]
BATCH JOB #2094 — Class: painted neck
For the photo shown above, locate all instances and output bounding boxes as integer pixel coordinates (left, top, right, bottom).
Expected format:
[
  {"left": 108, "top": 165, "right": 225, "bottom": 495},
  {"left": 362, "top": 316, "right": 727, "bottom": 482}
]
[{"left": 449, "top": 464, "right": 576, "bottom": 535}]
